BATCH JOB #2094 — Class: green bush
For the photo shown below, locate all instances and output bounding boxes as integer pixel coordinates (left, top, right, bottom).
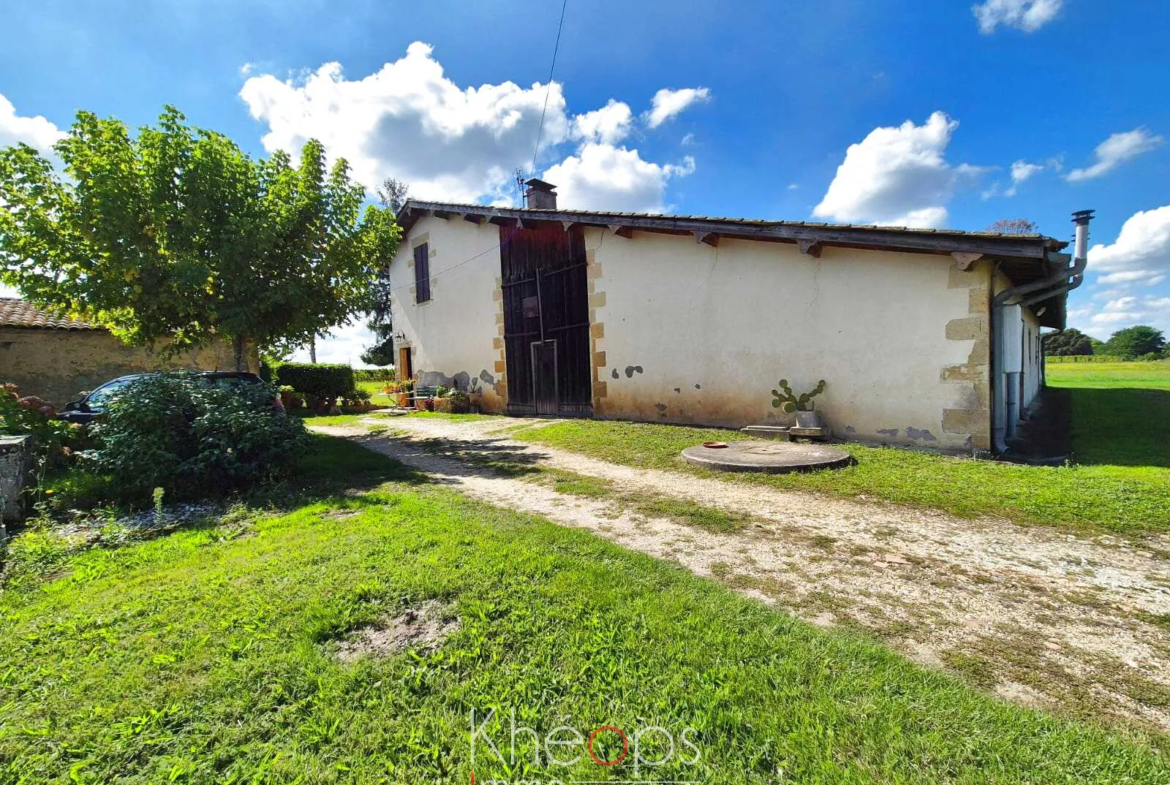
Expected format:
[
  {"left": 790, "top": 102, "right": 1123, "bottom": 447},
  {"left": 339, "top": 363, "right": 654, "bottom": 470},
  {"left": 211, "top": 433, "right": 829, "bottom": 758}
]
[
  {"left": 354, "top": 368, "right": 396, "bottom": 382},
  {"left": 85, "top": 374, "right": 308, "bottom": 502},
  {"left": 273, "top": 363, "right": 356, "bottom": 401}
]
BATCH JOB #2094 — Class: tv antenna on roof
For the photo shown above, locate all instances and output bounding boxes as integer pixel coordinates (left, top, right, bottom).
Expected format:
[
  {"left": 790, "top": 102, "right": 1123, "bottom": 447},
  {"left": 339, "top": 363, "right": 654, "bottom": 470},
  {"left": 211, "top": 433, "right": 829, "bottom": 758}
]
[{"left": 514, "top": 168, "right": 527, "bottom": 207}]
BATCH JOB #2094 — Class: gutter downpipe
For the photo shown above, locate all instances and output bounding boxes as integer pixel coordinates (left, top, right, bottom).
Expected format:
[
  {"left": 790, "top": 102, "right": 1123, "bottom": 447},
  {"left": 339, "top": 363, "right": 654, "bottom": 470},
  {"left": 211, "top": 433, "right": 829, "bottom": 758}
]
[{"left": 991, "top": 210, "right": 1093, "bottom": 455}]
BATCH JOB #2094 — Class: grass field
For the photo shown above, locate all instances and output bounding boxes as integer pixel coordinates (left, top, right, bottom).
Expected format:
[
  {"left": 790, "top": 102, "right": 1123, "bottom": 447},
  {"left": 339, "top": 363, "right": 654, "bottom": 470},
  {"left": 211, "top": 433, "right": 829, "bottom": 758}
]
[
  {"left": 356, "top": 379, "right": 394, "bottom": 405},
  {"left": 2, "top": 435, "right": 1166, "bottom": 783},
  {"left": 509, "top": 362, "right": 1170, "bottom": 537},
  {"left": 1045, "top": 361, "right": 1170, "bottom": 467}
]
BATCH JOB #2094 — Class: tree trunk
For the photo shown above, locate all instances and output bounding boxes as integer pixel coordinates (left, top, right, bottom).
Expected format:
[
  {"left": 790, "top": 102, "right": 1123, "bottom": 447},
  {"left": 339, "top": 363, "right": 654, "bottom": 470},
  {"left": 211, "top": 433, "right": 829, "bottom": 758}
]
[
  {"left": 233, "top": 334, "right": 247, "bottom": 372},
  {"left": 309, "top": 336, "right": 317, "bottom": 364}
]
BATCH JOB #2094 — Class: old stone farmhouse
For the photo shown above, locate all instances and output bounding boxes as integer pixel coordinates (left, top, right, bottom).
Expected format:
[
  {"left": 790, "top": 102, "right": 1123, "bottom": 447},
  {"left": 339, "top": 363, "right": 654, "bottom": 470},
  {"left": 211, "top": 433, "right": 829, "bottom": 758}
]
[
  {"left": 389, "top": 180, "right": 1087, "bottom": 453},
  {"left": 0, "top": 298, "right": 255, "bottom": 406}
]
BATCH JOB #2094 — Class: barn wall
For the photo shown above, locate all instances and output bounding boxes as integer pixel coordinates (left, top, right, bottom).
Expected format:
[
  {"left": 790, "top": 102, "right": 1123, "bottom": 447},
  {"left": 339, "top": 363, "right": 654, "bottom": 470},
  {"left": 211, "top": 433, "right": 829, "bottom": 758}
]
[
  {"left": 587, "top": 228, "right": 993, "bottom": 452},
  {"left": 0, "top": 328, "right": 254, "bottom": 406},
  {"left": 388, "top": 215, "right": 506, "bottom": 411}
]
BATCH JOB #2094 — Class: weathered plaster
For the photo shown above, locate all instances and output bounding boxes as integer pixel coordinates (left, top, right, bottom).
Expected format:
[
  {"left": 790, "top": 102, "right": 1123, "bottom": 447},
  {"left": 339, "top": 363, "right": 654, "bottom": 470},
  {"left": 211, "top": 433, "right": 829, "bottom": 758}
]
[
  {"left": 0, "top": 328, "right": 255, "bottom": 406},
  {"left": 389, "top": 215, "right": 507, "bottom": 412}
]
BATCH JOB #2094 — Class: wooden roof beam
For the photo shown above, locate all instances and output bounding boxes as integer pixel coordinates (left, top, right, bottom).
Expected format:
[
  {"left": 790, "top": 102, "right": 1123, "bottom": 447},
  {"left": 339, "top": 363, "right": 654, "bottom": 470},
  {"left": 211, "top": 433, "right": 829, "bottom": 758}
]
[
  {"left": 951, "top": 251, "right": 984, "bottom": 271},
  {"left": 695, "top": 231, "right": 719, "bottom": 247},
  {"left": 798, "top": 239, "right": 824, "bottom": 258},
  {"left": 462, "top": 213, "right": 486, "bottom": 225},
  {"left": 609, "top": 224, "right": 634, "bottom": 239}
]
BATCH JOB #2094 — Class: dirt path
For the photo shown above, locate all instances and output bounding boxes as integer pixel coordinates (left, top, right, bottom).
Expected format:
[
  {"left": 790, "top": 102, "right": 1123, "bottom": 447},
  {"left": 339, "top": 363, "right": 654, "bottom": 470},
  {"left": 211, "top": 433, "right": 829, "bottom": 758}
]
[{"left": 313, "top": 416, "right": 1170, "bottom": 733}]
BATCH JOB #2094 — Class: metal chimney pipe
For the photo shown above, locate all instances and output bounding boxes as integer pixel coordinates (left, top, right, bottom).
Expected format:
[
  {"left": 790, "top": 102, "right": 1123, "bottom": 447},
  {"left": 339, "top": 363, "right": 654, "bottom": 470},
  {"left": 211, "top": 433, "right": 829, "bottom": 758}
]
[{"left": 1072, "top": 209, "right": 1094, "bottom": 263}]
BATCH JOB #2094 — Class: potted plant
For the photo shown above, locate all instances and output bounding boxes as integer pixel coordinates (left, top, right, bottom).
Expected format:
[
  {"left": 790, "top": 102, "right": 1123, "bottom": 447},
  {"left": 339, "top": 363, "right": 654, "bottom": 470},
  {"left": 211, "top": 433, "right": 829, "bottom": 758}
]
[
  {"left": 278, "top": 385, "right": 297, "bottom": 409},
  {"left": 450, "top": 390, "right": 472, "bottom": 414},
  {"left": 771, "top": 378, "right": 827, "bottom": 428}
]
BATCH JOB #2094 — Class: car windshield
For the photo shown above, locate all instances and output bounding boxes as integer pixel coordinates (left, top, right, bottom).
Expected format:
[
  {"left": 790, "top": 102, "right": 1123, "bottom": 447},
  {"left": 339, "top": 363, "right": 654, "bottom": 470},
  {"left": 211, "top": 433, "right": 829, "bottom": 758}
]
[
  {"left": 205, "top": 375, "right": 264, "bottom": 389},
  {"left": 85, "top": 377, "right": 136, "bottom": 408}
]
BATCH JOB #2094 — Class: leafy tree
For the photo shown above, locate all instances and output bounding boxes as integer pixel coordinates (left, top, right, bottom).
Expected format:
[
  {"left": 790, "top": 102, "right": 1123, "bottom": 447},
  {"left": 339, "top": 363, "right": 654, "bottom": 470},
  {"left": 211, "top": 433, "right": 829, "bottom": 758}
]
[
  {"left": 1090, "top": 337, "right": 1108, "bottom": 355},
  {"left": 360, "top": 179, "right": 408, "bottom": 366},
  {"left": 1042, "top": 328, "right": 1094, "bottom": 356},
  {"left": 0, "top": 106, "right": 399, "bottom": 370},
  {"left": 986, "top": 218, "right": 1039, "bottom": 234},
  {"left": 1105, "top": 325, "right": 1166, "bottom": 358},
  {"left": 377, "top": 177, "right": 410, "bottom": 213}
]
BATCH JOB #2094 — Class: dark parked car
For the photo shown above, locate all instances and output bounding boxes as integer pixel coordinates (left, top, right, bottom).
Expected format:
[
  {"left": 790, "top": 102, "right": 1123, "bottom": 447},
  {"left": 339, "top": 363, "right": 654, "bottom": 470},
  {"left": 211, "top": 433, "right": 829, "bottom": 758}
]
[{"left": 59, "top": 372, "right": 283, "bottom": 424}]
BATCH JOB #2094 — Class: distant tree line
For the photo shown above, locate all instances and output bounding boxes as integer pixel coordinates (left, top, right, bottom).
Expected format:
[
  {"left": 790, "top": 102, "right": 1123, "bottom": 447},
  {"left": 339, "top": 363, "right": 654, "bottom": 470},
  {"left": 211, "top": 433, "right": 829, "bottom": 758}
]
[{"left": 1044, "top": 326, "right": 1168, "bottom": 360}]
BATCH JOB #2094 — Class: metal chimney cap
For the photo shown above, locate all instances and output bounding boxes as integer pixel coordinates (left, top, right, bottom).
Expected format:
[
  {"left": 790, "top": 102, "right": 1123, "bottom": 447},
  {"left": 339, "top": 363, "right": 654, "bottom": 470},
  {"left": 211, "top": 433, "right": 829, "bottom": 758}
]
[{"left": 1072, "top": 209, "right": 1095, "bottom": 224}]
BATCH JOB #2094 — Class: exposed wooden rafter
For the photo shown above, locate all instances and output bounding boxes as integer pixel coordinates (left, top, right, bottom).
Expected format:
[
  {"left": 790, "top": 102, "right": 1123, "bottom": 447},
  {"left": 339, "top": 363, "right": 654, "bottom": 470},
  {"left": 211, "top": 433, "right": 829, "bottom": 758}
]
[
  {"left": 798, "top": 239, "right": 824, "bottom": 258},
  {"left": 951, "top": 251, "right": 984, "bottom": 270},
  {"left": 694, "top": 231, "right": 719, "bottom": 247},
  {"left": 608, "top": 224, "right": 634, "bottom": 239},
  {"left": 462, "top": 213, "right": 486, "bottom": 225}
]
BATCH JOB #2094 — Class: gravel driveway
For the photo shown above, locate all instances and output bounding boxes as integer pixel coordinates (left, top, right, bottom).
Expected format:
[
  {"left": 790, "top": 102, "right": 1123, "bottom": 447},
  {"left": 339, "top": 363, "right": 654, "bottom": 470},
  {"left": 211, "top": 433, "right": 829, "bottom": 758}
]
[{"left": 312, "top": 415, "right": 1170, "bottom": 733}]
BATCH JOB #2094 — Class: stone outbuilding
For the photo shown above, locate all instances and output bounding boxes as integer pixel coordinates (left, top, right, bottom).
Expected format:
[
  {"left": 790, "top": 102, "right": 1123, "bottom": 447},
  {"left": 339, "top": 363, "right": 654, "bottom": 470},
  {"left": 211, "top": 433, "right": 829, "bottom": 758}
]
[
  {"left": 0, "top": 298, "right": 255, "bottom": 406},
  {"left": 387, "top": 181, "right": 1086, "bottom": 454}
]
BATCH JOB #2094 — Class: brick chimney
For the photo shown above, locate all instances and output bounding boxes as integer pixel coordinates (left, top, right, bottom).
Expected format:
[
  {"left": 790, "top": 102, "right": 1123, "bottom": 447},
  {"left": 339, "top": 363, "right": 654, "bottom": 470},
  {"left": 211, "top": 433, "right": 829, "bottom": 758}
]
[{"left": 524, "top": 178, "right": 558, "bottom": 210}]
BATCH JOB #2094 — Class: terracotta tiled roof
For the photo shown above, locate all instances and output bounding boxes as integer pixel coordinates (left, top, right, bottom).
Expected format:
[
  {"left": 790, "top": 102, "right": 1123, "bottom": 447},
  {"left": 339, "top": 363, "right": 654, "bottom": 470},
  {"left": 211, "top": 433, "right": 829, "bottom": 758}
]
[{"left": 0, "top": 298, "right": 102, "bottom": 330}]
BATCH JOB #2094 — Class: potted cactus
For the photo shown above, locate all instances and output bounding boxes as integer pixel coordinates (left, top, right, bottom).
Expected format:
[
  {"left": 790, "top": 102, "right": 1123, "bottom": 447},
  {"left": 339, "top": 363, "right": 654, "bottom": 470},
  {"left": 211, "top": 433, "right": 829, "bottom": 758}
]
[{"left": 771, "top": 378, "right": 827, "bottom": 428}]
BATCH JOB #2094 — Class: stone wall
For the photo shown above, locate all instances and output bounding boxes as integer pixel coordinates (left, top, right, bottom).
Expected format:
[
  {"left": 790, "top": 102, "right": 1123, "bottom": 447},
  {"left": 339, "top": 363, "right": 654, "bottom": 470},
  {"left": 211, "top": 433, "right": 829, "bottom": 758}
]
[
  {"left": 0, "top": 434, "right": 31, "bottom": 526},
  {"left": 0, "top": 328, "right": 258, "bottom": 406}
]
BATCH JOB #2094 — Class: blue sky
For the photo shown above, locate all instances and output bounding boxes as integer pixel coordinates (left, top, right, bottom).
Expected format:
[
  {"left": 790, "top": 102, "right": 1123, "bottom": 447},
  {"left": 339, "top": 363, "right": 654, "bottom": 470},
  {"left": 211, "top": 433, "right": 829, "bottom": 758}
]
[{"left": 2, "top": 0, "right": 1168, "bottom": 363}]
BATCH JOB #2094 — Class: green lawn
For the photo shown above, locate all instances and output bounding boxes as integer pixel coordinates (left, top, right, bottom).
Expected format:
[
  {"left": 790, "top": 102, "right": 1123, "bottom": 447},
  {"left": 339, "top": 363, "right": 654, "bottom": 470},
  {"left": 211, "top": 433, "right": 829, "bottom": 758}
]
[
  {"left": 1, "top": 435, "right": 1166, "bottom": 783},
  {"left": 356, "top": 379, "right": 395, "bottom": 404},
  {"left": 1046, "top": 361, "right": 1170, "bottom": 467},
  {"left": 511, "top": 415, "right": 1170, "bottom": 537}
]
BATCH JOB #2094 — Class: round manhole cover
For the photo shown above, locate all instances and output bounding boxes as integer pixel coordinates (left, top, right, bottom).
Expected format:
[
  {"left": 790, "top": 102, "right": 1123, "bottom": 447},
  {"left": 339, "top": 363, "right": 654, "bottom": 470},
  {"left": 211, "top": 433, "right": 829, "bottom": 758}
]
[{"left": 681, "top": 440, "right": 850, "bottom": 474}]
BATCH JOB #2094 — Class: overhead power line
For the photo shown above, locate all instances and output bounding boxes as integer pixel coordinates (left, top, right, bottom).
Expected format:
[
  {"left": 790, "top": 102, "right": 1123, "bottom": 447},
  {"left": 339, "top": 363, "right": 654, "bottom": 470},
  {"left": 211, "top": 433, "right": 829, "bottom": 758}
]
[{"left": 530, "top": 0, "right": 570, "bottom": 177}]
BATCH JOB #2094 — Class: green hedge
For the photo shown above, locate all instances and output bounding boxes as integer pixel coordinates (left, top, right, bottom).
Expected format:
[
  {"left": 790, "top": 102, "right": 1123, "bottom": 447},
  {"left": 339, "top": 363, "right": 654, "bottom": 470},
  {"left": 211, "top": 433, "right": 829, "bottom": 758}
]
[
  {"left": 1046, "top": 355, "right": 1150, "bottom": 363},
  {"left": 273, "top": 363, "right": 356, "bottom": 400},
  {"left": 354, "top": 368, "right": 396, "bottom": 382}
]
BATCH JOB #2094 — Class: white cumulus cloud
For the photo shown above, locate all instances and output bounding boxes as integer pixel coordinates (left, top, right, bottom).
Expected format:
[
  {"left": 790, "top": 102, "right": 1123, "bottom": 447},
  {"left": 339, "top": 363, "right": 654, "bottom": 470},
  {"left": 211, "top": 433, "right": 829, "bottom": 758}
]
[
  {"left": 813, "top": 111, "right": 981, "bottom": 229},
  {"left": 973, "top": 0, "right": 1063, "bottom": 33},
  {"left": 240, "top": 43, "right": 698, "bottom": 213},
  {"left": 571, "top": 100, "right": 633, "bottom": 145},
  {"left": 543, "top": 144, "right": 694, "bottom": 213},
  {"left": 644, "top": 87, "right": 710, "bottom": 128},
  {"left": 0, "top": 94, "right": 65, "bottom": 156},
  {"left": 240, "top": 42, "right": 572, "bottom": 203},
  {"left": 1067, "top": 128, "right": 1164, "bottom": 182},
  {"left": 1087, "top": 206, "right": 1170, "bottom": 287}
]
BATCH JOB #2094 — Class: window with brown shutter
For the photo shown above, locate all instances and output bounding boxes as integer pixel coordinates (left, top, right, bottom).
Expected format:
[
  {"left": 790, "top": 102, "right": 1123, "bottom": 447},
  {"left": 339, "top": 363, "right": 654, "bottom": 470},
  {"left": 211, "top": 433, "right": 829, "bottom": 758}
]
[{"left": 414, "top": 243, "right": 431, "bottom": 303}]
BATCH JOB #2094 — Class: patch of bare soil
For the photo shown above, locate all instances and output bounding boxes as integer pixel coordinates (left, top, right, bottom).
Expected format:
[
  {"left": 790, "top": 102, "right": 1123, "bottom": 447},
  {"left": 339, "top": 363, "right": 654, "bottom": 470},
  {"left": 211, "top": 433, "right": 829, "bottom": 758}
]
[
  {"left": 314, "top": 417, "right": 1170, "bottom": 733},
  {"left": 335, "top": 600, "right": 460, "bottom": 663}
]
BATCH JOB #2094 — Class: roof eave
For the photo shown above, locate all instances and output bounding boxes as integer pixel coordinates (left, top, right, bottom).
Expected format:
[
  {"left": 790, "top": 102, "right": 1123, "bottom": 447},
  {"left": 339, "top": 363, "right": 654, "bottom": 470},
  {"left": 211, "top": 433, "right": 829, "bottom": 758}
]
[{"left": 396, "top": 200, "right": 1066, "bottom": 262}]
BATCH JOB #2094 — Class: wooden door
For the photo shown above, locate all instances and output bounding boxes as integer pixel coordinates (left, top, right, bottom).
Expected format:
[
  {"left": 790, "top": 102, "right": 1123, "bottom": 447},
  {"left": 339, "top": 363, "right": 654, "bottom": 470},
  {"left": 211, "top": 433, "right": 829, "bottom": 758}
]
[
  {"left": 500, "top": 223, "right": 592, "bottom": 416},
  {"left": 531, "top": 340, "right": 558, "bottom": 415}
]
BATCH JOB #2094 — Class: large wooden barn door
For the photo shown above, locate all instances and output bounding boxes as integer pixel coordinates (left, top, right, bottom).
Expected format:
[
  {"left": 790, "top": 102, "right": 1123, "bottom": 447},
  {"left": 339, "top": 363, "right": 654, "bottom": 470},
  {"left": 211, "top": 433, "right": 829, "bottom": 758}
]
[{"left": 501, "top": 223, "right": 592, "bottom": 416}]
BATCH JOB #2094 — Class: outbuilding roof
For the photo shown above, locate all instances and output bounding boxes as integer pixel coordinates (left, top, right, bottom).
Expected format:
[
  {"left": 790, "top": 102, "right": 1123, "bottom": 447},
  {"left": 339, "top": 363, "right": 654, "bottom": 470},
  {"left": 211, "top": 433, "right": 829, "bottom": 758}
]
[{"left": 0, "top": 298, "right": 102, "bottom": 330}]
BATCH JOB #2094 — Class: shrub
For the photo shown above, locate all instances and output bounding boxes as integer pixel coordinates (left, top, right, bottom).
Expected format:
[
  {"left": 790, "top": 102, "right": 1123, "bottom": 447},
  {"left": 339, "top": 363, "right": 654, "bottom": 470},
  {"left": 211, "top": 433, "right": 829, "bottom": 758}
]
[
  {"left": 0, "top": 383, "right": 79, "bottom": 495},
  {"left": 273, "top": 363, "right": 355, "bottom": 402},
  {"left": 85, "top": 374, "right": 308, "bottom": 502},
  {"left": 354, "top": 368, "right": 396, "bottom": 382}
]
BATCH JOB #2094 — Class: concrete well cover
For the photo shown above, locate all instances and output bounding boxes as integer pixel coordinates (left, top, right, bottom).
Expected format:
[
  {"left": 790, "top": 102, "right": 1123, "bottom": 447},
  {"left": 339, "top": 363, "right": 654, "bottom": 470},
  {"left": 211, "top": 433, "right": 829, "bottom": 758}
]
[{"left": 681, "top": 440, "right": 850, "bottom": 474}]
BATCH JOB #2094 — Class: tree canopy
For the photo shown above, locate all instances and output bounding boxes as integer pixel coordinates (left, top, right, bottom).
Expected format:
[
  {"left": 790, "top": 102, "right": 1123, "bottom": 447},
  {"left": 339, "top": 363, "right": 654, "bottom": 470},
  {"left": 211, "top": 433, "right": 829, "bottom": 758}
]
[
  {"left": 986, "top": 218, "right": 1039, "bottom": 234},
  {"left": 360, "top": 178, "right": 407, "bottom": 367},
  {"left": 0, "top": 106, "right": 399, "bottom": 369},
  {"left": 1042, "top": 328, "right": 1094, "bottom": 356},
  {"left": 1105, "top": 325, "right": 1166, "bottom": 358}
]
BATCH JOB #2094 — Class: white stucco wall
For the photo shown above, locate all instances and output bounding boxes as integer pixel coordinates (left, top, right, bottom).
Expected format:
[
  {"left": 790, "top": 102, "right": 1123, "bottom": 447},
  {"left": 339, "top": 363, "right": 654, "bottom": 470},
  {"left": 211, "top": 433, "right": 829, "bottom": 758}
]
[
  {"left": 389, "top": 215, "right": 506, "bottom": 410},
  {"left": 1022, "top": 306, "right": 1043, "bottom": 408},
  {"left": 587, "top": 228, "right": 991, "bottom": 451}
]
